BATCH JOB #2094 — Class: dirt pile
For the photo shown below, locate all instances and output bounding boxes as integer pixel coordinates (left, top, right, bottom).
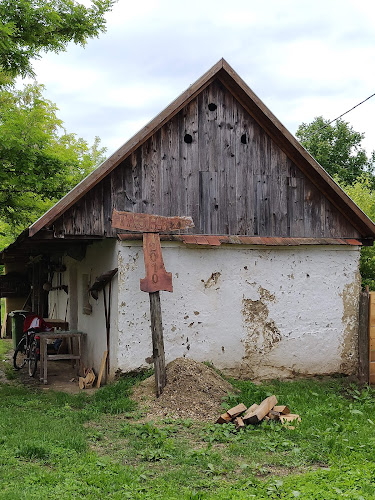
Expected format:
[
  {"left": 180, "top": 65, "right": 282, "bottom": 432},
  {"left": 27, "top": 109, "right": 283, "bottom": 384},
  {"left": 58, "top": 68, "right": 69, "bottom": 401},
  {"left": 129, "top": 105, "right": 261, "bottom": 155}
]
[{"left": 132, "top": 357, "right": 237, "bottom": 421}]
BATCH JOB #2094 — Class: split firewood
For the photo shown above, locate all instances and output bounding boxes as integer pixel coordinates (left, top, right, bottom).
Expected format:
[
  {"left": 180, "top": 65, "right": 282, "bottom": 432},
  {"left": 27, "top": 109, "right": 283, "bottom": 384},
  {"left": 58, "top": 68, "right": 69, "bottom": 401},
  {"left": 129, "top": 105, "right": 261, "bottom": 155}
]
[
  {"left": 243, "top": 395, "right": 278, "bottom": 425},
  {"left": 242, "top": 403, "right": 258, "bottom": 421},
  {"left": 280, "top": 414, "right": 301, "bottom": 425},
  {"left": 79, "top": 368, "right": 96, "bottom": 389},
  {"left": 227, "top": 403, "right": 247, "bottom": 418},
  {"left": 273, "top": 405, "right": 290, "bottom": 415},
  {"left": 234, "top": 417, "right": 245, "bottom": 430},
  {"left": 267, "top": 409, "right": 281, "bottom": 420},
  {"left": 216, "top": 412, "right": 232, "bottom": 424}
]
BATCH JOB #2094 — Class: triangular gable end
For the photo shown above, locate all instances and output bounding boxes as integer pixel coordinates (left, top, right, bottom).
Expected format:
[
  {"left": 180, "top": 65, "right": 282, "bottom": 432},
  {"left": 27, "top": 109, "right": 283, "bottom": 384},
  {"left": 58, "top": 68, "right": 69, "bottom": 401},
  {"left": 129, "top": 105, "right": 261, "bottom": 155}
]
[{"left": 29, "top": 59, "right": 375, "bottom": 243}]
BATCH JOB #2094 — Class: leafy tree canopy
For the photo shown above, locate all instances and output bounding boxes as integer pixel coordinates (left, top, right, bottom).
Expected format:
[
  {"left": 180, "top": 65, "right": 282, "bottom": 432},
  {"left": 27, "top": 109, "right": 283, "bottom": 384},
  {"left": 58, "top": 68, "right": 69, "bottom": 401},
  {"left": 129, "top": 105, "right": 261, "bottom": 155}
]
[
  {"left": 0, "top": 82, "right": 106, "bottom": 248},
  {"left": 0, "top": 0, "right": 114, "bottom": 77},
  {"left": 339, "top": 176, "right": 375, "bottom": 290},
  {"left": 296, "top": 116, "right": 375, "bottom": 186}
]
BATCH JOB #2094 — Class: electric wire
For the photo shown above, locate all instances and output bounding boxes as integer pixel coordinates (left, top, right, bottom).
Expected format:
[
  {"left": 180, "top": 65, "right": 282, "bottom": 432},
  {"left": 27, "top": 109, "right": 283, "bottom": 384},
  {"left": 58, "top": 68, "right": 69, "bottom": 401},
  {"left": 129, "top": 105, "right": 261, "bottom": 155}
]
[{"left": 305, "top": 91, "right": 375, "bottom": 138}]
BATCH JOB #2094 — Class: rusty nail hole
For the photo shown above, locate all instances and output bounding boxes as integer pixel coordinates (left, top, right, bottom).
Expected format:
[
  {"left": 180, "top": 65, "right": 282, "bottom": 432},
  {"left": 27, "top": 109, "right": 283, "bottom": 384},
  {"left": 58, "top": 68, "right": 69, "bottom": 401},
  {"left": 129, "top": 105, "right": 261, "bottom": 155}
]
[
  {"left": 208, "top": 103, "right": 217, "bottom": 111},
  {"left": 241, "top": 134, "right": 247, "bottom": 144},
  {"left": 184, "top": 134, "right": 193, "bottom": 144}
]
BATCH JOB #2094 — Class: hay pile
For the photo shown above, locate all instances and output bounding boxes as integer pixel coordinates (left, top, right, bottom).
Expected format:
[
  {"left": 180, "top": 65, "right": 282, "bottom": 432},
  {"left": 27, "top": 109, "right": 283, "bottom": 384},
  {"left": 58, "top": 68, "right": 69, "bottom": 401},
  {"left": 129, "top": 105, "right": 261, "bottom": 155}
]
[{"left": 132, "top": 358, "right": 237, "bottom": 421}]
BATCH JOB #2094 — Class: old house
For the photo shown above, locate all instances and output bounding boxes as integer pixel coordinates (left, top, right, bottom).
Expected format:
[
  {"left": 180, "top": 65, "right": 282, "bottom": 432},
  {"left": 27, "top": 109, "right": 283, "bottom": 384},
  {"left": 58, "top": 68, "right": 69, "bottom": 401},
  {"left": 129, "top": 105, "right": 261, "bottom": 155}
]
[{"left": 2, "top": 59, "right": 375, "bottom": 380}]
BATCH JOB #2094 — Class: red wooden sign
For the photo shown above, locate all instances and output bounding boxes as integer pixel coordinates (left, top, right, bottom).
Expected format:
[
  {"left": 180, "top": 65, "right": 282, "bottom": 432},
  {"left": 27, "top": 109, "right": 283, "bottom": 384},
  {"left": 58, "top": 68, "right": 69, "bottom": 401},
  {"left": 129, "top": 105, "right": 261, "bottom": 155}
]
[
  {"left": 140, "top": 233, "right": 173, "bottom": 293},
  {"left": 112, "top": 209, "right": 194, "bottom": 293},
  {"left": 112, "top": 209, "right": 194, "bottom": 233}
]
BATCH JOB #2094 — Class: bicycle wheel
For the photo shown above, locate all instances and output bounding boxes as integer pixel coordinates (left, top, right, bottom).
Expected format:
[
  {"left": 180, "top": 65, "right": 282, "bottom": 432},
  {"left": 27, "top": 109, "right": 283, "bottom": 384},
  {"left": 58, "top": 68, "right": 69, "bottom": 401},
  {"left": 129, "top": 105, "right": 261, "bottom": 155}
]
[
  {"left": 13, "top": 336, "right": 27, "bottom": 370},
  {"left": 28, "top": 340, "right": 38, "bottom": 377}
]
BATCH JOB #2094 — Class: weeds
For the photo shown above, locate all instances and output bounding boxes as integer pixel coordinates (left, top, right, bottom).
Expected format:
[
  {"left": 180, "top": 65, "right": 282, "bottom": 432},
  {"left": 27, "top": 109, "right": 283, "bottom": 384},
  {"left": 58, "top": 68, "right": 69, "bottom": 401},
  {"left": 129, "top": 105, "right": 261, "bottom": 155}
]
[{"left": 1, "top": 340, "right": 375, "bottom": 498}]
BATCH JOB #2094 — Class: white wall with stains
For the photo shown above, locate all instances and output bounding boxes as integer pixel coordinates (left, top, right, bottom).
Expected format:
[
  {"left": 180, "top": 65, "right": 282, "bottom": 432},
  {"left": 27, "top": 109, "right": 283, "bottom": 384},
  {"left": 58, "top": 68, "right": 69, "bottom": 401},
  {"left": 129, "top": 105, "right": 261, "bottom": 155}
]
[{"left": 117, "top": 241, "right": 361, "bottom": 380}]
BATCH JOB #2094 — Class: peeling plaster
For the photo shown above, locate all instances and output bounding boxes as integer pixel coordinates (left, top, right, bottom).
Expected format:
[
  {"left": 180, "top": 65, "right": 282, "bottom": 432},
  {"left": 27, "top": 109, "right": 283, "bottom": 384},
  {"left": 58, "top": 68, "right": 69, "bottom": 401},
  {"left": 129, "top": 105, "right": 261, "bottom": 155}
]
[
  {"left": 204, "top": 272, "right": 221, "bottom": 288},
  {"left": 242, "top": 286, "right": 281, "bottom": 377},
  {"left": 114, "top": 242, "right": 362, "bottom": 380}
]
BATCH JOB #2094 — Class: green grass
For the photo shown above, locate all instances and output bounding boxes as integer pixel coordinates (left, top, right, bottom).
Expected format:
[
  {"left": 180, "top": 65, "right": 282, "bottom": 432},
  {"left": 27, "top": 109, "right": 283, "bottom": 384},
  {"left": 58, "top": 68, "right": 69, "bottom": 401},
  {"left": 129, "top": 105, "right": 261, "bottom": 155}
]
[{"left": 1, "top": 341, "right": 375, "bottom": 499}]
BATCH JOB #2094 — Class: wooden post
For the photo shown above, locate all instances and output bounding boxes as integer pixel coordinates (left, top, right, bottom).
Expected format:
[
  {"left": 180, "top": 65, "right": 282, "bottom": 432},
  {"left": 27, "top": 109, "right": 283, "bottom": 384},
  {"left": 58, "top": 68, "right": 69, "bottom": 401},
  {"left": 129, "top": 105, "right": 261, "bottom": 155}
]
[
  {"left": 149, "top": 291, "right": 167, "bottom": 396},
  {"left": 358, "top": 289, "right": 370, "bottom": 383}
]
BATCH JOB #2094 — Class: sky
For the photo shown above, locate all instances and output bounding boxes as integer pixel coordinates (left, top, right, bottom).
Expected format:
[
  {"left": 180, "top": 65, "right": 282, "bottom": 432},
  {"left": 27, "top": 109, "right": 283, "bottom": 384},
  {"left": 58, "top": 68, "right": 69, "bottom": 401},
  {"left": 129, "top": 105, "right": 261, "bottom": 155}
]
[{"left": 23, "top": 0, "right": 375, "bottom": 158}]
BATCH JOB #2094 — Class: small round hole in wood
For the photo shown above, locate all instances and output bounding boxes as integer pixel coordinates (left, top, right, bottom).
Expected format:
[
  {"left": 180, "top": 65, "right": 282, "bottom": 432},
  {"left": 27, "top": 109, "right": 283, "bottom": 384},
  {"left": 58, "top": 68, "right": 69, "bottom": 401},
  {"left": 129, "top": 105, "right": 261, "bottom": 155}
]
[
  {"left": 184, "top": 134, "right": 193, "bottom": 144},
  {"left": 208, "top": 103, "right": 217, "bottom": 111},
  {"left": 241, "top": 134, "right": 247, "bottom": 144}
]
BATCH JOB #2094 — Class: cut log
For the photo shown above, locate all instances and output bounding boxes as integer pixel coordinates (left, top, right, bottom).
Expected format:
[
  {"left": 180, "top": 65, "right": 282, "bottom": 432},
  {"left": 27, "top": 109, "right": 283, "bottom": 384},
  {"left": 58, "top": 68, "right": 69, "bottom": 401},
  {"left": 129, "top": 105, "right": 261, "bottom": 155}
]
[
  {"left": 267, "top": 409, "right": 281, "bottom": 420},
  {"left": 280, "top": 414, "right": 301, "bottom": 424},
  {"left": 216, "top": 412, "right": 232, "bottom": 424},
  {"left": 234, "top": 417, "right": 245, "bottom": 430},
  {"left": 243, "top": 395, "right": 278, "bottom": 425},
  {"left": 242, "top": 403, "right": 258, "bottom": 420},
  {"left": 273, "top": 405, "right": 290, "bottom": 415},
  {"left": 79, "top": 368, "right": 96, "bottom": 389},
  {"left": 227, "top": 403, "right": 247, "bottom": 418}
]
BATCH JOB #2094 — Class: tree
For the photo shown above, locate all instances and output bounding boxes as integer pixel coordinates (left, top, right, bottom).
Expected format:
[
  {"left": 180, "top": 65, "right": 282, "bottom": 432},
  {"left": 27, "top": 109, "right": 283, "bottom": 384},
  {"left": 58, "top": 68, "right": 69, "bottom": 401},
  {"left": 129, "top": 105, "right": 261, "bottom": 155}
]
[
  {"left": 339, "top": 176, "right": 375, "bottom": 290},
  {"left": 0, "top": 82, "right": 106, "bottom": 248},
  {"left": 0, "top": 0, "right": 114, "bottom": 77},
  {"left": 0, "top": 1, "right": 113, "bottom": 248},
  {"left": 296, "top": 116, "right": 375, "bottom": 186}
]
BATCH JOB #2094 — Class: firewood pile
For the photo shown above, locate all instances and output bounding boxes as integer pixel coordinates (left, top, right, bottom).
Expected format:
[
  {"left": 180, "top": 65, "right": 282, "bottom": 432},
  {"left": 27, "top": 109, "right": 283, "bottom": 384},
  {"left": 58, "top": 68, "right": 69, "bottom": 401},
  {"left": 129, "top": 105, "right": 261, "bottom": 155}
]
[{"left": 216, "top": 395, "right": 301, "bottom": 430}]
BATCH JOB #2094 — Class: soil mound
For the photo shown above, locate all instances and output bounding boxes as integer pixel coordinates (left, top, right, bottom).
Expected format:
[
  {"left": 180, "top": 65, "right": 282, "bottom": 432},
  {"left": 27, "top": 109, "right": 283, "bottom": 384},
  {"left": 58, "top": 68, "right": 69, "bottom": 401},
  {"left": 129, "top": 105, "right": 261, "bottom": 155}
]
[{"left": 132, "top": 357, "right": 237, "bottom": 421}]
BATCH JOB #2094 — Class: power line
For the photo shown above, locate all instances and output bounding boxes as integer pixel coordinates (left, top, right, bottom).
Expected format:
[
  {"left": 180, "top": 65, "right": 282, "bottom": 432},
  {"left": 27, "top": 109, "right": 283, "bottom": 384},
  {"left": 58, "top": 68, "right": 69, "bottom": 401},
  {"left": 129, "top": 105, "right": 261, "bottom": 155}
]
[{"left": 305, "top": 91, "right": 375, "bottom": 138}]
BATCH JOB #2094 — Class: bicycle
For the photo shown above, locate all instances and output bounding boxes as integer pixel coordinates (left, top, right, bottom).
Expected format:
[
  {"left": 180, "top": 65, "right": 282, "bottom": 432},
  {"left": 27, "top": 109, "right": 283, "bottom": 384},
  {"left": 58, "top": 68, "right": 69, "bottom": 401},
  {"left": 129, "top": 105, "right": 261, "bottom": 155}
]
[{"left": 13, "top": 314, "right": 41, "bottom": 378}]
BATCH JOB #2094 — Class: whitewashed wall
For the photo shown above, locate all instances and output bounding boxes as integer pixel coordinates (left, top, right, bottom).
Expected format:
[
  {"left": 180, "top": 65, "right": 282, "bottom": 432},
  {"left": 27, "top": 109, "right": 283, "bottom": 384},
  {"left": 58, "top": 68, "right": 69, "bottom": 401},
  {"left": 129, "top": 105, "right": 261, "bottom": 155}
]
[
  {"left": 117, "top": 242, "right": 361, "bottom": 380},
  {"left": 49, "top": 239, "right": 118, "bottom": 375}
]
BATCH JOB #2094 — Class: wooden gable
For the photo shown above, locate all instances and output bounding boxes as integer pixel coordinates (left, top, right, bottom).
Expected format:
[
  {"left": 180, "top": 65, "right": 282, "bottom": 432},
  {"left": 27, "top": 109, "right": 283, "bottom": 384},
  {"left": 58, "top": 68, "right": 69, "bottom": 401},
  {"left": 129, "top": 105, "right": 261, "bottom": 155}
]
[
  {"left": 26, "top": 59, "right": 375, "bottom": 245},
  {"left": 52, "top": 79, "right": 360, "bottom": 239}
]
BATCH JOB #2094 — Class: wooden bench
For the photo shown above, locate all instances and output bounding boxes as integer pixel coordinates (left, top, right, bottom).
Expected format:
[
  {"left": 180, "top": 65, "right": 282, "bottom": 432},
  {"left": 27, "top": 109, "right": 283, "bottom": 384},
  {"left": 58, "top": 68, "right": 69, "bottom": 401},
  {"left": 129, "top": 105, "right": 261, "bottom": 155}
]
[{"left": 39, "top": 331, "right": 85, "bottom": 385}]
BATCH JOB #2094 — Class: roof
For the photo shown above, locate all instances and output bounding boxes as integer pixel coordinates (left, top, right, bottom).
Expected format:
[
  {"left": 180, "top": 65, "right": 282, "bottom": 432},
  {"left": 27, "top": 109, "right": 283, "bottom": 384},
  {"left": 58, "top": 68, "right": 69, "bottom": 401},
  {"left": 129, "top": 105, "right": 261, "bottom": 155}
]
[{"left": 12, "top": 59, "right": 375, "bottom": 243}]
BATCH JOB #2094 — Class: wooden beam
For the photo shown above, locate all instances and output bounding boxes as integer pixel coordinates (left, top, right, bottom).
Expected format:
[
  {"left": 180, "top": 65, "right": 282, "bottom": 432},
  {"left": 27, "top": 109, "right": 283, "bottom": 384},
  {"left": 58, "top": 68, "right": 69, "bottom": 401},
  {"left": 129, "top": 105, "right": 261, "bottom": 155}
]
[
  {"left": 358, "top": 289, "right": 370, "bottom": 383},
  {"left": 149, "top": 291, "right": 167, "bottom": 397}
]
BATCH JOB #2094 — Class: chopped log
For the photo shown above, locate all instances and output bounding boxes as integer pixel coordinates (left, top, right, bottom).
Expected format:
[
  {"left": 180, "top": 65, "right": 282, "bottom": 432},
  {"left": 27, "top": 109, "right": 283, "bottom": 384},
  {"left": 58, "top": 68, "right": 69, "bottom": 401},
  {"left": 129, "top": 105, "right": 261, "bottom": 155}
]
[
  {"left": 242, "top": 403, "right": 258, "bottom": 420},
  {"left": 243, "top": 395, "right": 278, "bottom": 425},
  {"left": 227, "top": 403, "right": 247, "bottom": 418},
  {"left": 268, "top": 409, "right": 281, "bottom": 420},
  {"left": 79, "top": 368, "right": 96, "bottom": 389},
  {"left": 216, "top": 412, "right": 232, "bottom": 424},
  {"left": 273, "top": 405, "right": 290, "bottom": 415},
  {"left": 280, "top": 414, "right": 301, "bottom": 424},
  {"left": 234, "top": 417, "right": 245, "bottom": 430}
]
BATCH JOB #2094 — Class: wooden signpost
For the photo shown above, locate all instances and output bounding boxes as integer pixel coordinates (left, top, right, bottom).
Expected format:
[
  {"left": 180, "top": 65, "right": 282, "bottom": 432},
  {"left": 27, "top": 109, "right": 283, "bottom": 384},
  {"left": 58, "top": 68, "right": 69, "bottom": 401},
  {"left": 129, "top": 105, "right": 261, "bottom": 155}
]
[{"left": 112, "top": 209, "right": 194, "bottom": 396}]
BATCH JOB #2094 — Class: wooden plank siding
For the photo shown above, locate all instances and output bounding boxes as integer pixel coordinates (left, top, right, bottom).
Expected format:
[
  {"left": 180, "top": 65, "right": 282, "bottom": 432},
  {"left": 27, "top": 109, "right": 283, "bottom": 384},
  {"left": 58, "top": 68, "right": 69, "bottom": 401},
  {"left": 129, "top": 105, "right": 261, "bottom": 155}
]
[{"left": 53, "top": 80, "right": 360, "bottom": 239}]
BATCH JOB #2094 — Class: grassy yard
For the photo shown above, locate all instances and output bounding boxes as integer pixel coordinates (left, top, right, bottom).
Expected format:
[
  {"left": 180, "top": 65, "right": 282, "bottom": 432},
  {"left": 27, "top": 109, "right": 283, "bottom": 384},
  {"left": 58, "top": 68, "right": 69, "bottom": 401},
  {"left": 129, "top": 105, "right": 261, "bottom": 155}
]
[{"left": 0, "top": 339, "right": 375, "bottom": 499}]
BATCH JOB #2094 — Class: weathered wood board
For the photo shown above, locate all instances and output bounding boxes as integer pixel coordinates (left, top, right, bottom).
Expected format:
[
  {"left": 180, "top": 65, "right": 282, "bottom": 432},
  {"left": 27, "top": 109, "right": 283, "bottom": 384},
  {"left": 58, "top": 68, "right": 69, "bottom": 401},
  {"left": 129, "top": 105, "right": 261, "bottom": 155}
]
[{"left": 53, "top": 80, "right": 360, "bottom": 240}]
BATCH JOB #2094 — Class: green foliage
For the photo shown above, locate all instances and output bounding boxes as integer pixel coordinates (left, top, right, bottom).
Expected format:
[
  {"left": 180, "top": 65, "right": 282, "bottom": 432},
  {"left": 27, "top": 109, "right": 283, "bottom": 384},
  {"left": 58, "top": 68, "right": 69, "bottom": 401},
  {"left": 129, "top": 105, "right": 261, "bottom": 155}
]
[
  {"left": 338, "top": 176, "right": 375, "bottom": 289},
  {"left": 0, "top": 0, "right": 115, "bottom": 77},
  {"left": 296, "top": 116, "right": 374, "bottom": 186},
  {"left": 2, "top": 364, "right": 375, "bottom": 498},
  {"left": 0, "top": 82, "right": 107, "bottom": 249},
  {"left": 297, "top": 117, "right": 375, "bottom": 289}
]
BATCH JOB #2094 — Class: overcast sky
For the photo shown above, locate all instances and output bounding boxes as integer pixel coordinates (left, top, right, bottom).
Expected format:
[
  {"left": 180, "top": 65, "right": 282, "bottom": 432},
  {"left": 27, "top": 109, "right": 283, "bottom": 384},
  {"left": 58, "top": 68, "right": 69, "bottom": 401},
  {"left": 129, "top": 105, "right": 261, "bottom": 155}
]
[{"left": 24, "top": 0, "right": 375, "bottom": 158}]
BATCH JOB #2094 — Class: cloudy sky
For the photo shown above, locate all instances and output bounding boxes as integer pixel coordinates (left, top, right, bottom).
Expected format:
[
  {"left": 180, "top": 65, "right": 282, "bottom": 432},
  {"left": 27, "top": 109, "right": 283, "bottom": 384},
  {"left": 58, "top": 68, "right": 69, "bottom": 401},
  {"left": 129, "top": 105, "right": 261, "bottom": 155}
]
[{"left": 25, "top": 0, "right": 375, "bottom": 157}]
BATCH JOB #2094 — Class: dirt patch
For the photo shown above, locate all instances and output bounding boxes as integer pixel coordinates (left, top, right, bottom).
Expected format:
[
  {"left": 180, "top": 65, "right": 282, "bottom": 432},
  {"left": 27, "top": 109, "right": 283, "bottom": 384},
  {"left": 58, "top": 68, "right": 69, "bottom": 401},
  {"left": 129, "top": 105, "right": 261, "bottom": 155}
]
[{"left": 132, "top": 357, "right": 237, "bottom": 421}]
